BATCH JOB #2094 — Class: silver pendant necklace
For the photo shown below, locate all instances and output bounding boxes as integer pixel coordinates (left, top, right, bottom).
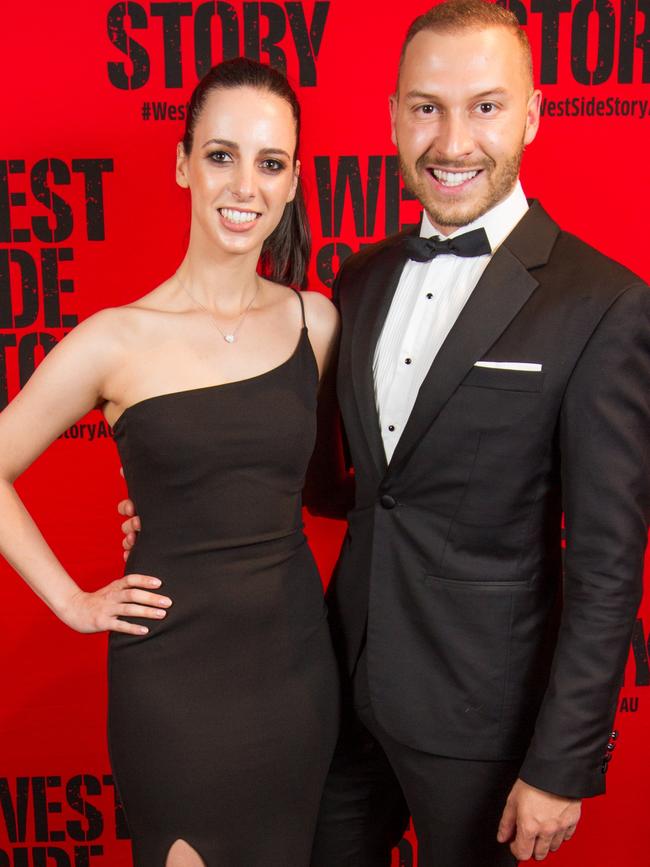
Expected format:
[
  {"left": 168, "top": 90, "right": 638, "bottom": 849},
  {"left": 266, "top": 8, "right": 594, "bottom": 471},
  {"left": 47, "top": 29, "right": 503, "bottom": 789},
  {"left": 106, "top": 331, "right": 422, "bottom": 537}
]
[{"left": 175, "top": 272, "right": 259, "bottom": 344}]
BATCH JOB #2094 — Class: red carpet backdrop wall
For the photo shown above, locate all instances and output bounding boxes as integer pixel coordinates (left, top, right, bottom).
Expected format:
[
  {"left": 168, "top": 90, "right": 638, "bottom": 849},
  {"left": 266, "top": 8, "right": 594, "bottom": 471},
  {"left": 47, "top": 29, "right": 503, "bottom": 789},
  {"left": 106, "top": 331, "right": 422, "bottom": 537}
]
[{"left": 1, "top": 1, "right": 648, "bottom": 865}]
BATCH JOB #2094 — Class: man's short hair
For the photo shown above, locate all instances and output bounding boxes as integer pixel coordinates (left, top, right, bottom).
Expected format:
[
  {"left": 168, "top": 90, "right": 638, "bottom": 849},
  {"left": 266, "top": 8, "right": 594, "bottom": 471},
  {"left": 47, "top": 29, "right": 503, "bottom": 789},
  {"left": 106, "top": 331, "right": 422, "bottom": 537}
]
[{"left": 398, "top": 0, "right": 534, "bottom": 91}]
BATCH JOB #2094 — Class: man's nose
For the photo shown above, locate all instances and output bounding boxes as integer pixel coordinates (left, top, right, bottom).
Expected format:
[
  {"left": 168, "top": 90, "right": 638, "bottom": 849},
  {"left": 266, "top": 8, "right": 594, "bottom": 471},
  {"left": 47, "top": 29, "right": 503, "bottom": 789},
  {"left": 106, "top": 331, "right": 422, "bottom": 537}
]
[{"left": 434, "top": 112, "right": 475, "bottom": 161}]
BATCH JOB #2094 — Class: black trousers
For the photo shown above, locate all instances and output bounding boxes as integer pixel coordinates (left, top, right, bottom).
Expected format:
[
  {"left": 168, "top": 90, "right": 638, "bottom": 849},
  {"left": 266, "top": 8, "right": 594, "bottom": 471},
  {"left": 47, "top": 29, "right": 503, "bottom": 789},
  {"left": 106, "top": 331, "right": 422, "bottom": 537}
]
[{"left": 311, "top": 649, "right": 520, "bottom": 867}]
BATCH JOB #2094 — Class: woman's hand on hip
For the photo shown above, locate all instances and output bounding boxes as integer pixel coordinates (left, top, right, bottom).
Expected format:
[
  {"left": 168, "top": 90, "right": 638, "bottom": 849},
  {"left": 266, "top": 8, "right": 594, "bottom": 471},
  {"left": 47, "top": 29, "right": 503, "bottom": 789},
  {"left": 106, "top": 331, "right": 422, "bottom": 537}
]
[{"left": 59, "top": 574, "right": 171, "bottom": 635}]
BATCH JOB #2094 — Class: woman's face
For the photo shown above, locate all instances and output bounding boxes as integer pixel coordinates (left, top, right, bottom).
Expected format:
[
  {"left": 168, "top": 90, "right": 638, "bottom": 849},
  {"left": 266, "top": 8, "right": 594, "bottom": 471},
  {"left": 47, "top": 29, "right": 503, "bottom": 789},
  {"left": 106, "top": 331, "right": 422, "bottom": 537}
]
[{"left": 176, "top": 85, "right": 299, "bottom": 256}]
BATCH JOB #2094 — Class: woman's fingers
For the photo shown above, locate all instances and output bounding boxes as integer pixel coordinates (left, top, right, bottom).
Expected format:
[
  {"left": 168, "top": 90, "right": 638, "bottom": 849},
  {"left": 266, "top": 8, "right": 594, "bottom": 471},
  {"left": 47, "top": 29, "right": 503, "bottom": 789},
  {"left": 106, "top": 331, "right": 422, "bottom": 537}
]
[
  {"left": 117, "top": 498, "right": 134, "bottom": 516},
  {"left": 123, "top": 573, "right": 160, "bottom": 587},
  {"left": 115, "top": 576, "right": 172, "bottom": 623},
  {"left": 108, "top": 617, "right": 150, "bottom": 636},
  {"left": 120, "top": 586, "right": 172, "bottom": 609},
  {"left": 120, "top": 517, "right": 141, "bottom": 535},
  {"left": 119, "top": 603, "right": 168, "bottom": 619},
  {"left": 103, "top": 576, "right": 172, "bottom": 634}
]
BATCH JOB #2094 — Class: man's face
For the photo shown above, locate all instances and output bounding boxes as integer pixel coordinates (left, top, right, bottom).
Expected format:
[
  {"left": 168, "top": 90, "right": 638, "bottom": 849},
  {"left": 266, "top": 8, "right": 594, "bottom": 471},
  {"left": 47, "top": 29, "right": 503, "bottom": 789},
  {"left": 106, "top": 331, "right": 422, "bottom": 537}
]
[{"left": 390, "top": 26, "right": 541, "bottom": 234}]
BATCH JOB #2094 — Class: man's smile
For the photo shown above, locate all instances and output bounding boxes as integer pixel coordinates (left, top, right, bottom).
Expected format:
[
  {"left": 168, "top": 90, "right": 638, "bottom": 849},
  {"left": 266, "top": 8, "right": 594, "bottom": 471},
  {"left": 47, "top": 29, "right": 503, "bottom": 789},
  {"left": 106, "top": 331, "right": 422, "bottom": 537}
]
[{"left": 428, "top": 167, "right": 481, "bottom": 188}]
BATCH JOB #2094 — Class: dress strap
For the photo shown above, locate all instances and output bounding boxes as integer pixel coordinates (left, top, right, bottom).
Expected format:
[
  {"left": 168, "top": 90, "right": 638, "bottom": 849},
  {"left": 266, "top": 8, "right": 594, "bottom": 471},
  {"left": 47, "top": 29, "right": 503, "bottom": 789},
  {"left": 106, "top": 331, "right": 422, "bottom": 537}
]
[{"left": 291, "top": 288, "right": 307, "bottom": 329}]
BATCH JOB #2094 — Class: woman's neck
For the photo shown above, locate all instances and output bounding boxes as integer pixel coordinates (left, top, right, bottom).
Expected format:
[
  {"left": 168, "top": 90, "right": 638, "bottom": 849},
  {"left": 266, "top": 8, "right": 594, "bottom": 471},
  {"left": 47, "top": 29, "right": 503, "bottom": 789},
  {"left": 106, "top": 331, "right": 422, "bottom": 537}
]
[{"left": 175, "top": 235, "right": 263, "bottom": 314}]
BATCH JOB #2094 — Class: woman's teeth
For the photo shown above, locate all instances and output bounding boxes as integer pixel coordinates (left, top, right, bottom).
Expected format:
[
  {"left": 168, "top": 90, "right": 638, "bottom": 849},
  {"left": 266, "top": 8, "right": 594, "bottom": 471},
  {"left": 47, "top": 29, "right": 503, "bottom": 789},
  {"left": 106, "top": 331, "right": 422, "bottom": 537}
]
[
  {"left": 432, "top": 169, "right": 479, "bottom": 187},
  {"left": 220, "top": 208, "right": 259, "bottom": 224}
]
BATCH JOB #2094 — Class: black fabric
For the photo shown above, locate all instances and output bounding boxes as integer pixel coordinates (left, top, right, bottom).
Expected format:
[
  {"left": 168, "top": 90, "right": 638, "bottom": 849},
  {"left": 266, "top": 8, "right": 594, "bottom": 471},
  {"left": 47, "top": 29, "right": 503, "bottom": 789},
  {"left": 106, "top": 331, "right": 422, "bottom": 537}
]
[
  {"left": 400, "top": 226, "right": 491, "bottom": 262},
  {"left": 310, "top": 715, "right": 409, "bottom": 867},
  {"left": 328, "top": 199, "right": 650, "bottom": 801},
  {"left": 109, "top": 321, "right": 340, "bottom": 866},
  {"left": 311, "top": 649, "right": 519, "bottom": 867}
]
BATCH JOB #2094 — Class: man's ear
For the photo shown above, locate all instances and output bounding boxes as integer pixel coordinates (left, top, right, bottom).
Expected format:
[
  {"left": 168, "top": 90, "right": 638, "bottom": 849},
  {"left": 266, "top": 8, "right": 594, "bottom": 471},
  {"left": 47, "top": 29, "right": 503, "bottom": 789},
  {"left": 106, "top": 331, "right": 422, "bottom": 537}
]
[
  {"left": 524, "top": 89, "right": 542, "bottom": 147},
  {"left": 389, "top": 93, "right": 398, "bottom": 147}
]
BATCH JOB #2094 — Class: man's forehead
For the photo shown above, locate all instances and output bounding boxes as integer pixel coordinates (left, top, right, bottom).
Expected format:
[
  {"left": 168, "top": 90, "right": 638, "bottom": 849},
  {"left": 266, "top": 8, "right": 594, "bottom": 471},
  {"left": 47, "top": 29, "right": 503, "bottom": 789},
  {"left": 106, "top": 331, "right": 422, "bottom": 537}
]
[
  {"left": 405, "top": 26, "right": 521, "bottom": 62},
  {"left": 398, "top": 26, "right": 530, "bottom": 93}
]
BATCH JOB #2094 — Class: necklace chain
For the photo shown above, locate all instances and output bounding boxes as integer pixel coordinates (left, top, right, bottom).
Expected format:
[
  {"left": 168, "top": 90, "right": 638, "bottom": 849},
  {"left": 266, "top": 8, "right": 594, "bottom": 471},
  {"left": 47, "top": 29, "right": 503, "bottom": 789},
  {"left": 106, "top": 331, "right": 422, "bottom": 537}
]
[{"left": 175, "top": 272, "right": 259, "bottom": 344}]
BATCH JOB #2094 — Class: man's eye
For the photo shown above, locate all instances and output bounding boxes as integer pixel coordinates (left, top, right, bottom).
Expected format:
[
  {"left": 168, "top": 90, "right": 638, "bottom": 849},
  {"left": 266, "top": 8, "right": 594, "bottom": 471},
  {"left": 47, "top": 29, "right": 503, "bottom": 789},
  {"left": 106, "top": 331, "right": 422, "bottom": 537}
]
[
  {"left": 419, "top": 104, "right": 436, "bottom": 115},
  {"left": 478, "top": 103, "right": 496, "bottom": 114}
]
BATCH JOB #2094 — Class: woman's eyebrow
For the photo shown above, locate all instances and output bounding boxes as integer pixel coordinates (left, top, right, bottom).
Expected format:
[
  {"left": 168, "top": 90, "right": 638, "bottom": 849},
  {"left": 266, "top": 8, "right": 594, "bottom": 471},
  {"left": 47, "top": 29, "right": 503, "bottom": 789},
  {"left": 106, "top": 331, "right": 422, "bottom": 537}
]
[
  {"left": 259, "top": 147, "right": 292, "bottom": 159},
  {"left": 201, "top": 140, "right": 291, "bottom": 160},
  {"left": 201, "top": 138, "right": 239, "bottom": 149}
]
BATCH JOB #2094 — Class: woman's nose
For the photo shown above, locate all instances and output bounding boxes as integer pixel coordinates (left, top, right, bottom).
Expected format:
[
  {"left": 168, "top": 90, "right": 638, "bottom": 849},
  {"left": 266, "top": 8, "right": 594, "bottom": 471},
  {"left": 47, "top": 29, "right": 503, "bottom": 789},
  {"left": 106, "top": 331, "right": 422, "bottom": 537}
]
[{"left": 229, "top": 162, "right": 256, "bottom": 200}]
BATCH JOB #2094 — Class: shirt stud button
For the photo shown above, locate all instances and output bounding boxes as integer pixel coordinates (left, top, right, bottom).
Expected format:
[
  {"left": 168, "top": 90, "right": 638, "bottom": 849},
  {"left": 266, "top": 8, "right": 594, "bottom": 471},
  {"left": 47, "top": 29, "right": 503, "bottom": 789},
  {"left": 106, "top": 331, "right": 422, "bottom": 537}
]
[
  {"left": 426, "top": 293, "right": 433, "bottom": 299},
  {"left": 388, "top": 425, "right": 395, "bottom": 432},
  {"left": 405, "top": 358, "right": 412, "bottom": 365}
]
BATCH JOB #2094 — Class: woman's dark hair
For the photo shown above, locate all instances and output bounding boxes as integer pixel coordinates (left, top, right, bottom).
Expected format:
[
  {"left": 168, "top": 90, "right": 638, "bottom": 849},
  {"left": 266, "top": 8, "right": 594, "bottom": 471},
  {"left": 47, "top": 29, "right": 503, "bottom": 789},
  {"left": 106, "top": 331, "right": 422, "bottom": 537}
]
[{"left": 183, "top": 57, "right": 311, "bottom": 289}]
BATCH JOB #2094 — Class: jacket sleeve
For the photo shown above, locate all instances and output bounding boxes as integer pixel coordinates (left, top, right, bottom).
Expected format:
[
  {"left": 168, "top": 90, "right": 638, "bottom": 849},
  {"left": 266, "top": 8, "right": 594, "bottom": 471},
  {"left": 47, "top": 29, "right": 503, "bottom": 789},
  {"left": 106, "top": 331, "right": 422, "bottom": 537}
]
[{"left": 518, "top": 282, "right": 650, "bottom": 798}]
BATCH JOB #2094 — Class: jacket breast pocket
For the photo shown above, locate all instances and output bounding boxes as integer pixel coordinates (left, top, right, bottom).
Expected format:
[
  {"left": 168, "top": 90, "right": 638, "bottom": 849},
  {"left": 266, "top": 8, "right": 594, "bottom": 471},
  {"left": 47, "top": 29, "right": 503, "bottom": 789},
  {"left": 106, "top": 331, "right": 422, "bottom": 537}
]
[{"left": 461, "top": 366, "right": 544, "bottom": 392}]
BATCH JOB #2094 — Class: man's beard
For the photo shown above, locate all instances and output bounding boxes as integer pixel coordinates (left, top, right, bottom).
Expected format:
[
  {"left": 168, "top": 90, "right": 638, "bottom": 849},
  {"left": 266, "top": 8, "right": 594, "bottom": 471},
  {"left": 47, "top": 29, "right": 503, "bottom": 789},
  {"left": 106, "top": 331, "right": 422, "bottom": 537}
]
[{"left": 399, "top": 140, "right": 525, "bottom": 230}]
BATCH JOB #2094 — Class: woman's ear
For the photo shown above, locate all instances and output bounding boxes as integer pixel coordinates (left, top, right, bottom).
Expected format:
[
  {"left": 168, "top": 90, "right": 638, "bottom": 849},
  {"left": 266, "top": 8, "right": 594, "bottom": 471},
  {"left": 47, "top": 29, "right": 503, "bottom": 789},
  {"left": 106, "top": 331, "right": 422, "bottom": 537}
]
[
  {"left": 287, "top": 159, "right": 300, "bottom": 203},
  {"left": 176, "top": 141, "right": 190, "bottom": 189}
]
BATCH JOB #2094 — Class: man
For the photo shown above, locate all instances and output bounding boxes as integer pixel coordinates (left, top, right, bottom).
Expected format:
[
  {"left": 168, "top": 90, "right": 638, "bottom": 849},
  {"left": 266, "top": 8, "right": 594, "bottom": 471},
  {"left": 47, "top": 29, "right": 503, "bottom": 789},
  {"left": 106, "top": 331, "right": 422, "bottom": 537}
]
[
  {"left": 120, "top": 1, "right": 649, "bottom": 864},
  {"left": 308, "top": 1, "right": 649, "bottom": 865}
]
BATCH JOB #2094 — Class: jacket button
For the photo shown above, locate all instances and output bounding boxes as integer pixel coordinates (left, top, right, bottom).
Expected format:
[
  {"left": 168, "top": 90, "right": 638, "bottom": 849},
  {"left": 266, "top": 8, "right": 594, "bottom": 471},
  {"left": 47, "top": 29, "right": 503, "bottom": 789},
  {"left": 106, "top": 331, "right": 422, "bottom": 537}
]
[{"left": 380, "top": 494, "right": 396, "bottom": 509}]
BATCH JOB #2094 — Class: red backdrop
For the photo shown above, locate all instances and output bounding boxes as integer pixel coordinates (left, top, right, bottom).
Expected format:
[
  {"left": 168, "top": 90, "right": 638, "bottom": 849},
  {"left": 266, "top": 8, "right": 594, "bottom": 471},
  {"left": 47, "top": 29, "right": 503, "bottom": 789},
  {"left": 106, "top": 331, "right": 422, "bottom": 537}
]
[{"left": 1, "top": 2, "right": 648, "bottom": 865}]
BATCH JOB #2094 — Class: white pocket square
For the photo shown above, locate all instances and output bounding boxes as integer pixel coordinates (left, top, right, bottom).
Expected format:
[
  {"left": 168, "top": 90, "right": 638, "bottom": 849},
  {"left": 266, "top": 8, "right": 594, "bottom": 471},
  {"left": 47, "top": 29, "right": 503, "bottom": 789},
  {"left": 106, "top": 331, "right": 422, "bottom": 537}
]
[{"left": 474, "top": 361, "right": 543, "bottom": 372}]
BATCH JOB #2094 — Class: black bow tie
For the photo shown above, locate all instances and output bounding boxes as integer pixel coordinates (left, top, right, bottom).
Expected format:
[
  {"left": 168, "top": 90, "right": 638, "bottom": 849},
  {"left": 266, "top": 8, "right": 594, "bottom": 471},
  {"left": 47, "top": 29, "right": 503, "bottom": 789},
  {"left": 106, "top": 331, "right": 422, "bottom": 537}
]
[{"left": 401, "top": 227, "right": 492, "bottom": 262}]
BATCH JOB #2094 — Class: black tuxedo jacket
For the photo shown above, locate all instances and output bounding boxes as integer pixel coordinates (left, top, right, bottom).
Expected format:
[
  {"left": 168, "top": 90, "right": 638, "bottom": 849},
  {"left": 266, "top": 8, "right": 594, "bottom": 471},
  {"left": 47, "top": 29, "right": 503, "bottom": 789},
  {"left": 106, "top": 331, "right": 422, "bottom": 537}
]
[{"left": 327, "top": 201, "right": 649, "bottom": 799}]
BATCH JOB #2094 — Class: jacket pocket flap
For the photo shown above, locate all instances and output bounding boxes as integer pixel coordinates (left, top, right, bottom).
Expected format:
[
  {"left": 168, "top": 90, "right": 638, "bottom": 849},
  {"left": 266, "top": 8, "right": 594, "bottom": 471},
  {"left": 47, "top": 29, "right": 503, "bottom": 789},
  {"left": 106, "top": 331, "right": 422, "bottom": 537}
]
[{"left": 462, "top": 366, "right": 544, "bottom": 392}]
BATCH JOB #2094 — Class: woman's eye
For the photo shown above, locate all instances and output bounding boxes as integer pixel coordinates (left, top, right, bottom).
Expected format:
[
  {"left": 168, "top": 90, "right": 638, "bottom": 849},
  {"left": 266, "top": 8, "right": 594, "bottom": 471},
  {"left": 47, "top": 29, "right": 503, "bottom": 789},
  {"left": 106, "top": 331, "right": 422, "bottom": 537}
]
[
  {"left": 260, "top": 159, "right": 284, "bottom": 172},
  {"left": 208, "top": 151, "right": 231, "bottom": 163}
]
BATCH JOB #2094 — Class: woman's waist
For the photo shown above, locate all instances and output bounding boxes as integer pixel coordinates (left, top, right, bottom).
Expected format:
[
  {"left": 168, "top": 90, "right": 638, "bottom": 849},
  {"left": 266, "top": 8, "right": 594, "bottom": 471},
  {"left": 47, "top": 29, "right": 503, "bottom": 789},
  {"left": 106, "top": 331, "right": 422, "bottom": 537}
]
[{"left": 124, "top": 524, "right": 308, "bottom": 573}]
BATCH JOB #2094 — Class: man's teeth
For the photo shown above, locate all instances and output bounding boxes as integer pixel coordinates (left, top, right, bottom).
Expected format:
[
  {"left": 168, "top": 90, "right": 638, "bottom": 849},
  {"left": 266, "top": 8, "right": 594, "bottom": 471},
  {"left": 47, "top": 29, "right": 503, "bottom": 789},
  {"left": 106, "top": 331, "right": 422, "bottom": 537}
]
[
  {"left": 432, "top": 169, "right": 478, "bottom": 187},
  {"left": 220, "top": 208, "right": 259, "bottom": 224}
]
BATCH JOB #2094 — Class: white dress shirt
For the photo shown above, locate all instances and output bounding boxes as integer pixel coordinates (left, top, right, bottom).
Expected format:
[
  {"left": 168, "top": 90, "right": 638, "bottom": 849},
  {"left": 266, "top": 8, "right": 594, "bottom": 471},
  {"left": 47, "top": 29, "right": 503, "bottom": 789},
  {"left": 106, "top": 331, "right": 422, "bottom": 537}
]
[{"left": 373, "top": 182, "right": 529, "bottom": 461}]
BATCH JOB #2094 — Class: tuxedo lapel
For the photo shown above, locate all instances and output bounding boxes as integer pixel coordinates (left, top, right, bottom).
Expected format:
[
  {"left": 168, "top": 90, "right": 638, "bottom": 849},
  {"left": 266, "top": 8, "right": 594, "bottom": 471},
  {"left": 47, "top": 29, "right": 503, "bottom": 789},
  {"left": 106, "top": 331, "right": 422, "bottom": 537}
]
[
  {"left": 349, "top": 239, "right": 412, "bottom": 477},
  {"left": 386, "top": 202, "right": 559, "bottom": 480}
]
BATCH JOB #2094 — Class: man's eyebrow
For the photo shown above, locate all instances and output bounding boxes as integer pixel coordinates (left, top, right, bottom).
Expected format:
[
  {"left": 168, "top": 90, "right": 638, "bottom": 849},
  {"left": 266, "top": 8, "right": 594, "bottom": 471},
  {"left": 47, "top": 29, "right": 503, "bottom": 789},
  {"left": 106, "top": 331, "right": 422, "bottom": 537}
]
[
  {"left": 470, "top": 88, "right": 510, "bottom": 100},
  {"left": 404, "top": 90, "right": 438, "bottom": 102},
  {"left": 404, "top": 87, "right": 510, "bottom": 101}
]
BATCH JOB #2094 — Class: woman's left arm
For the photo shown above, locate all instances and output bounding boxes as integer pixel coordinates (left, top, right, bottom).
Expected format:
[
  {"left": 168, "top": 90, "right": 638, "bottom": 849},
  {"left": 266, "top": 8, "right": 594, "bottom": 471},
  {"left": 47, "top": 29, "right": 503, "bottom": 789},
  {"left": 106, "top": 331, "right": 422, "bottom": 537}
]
[{"left": 300, "top": 292, "right": 354, "bottom": 519}]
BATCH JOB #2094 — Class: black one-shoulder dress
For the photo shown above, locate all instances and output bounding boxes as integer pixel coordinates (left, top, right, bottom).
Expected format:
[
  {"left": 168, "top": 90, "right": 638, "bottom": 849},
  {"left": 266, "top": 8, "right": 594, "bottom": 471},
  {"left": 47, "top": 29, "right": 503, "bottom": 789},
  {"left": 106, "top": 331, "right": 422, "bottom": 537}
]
[{"left": 109, "top": 295, "right": 339, "bottom": 866}]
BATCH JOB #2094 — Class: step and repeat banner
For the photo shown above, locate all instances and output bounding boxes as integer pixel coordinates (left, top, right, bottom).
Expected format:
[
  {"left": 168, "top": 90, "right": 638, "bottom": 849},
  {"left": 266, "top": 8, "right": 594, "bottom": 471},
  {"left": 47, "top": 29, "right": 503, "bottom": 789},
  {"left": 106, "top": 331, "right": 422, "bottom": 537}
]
[{"left": 1, "top": 1, "right": 649, "bottom": 865}]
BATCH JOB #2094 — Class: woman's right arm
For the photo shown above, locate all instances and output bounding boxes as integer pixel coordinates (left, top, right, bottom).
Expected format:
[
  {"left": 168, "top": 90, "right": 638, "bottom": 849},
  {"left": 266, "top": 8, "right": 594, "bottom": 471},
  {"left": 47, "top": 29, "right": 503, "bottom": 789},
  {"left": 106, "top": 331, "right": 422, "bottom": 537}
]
[{"left": 0, "top": 310, "right": 171, "bottom": 635}]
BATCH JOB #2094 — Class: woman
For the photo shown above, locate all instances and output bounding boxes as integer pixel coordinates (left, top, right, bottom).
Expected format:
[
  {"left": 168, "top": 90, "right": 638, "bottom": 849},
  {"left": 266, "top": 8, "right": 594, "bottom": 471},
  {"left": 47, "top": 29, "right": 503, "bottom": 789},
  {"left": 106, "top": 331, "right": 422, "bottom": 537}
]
[{"left": 0, "top": 58, "right": 346, "bottom": 866}]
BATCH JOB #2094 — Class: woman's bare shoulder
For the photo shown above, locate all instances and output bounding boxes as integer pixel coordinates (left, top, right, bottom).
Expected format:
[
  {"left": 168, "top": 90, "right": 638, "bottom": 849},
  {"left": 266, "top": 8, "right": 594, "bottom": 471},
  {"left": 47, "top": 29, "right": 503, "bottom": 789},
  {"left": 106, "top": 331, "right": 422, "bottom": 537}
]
[
  {"left": 300, "top": 290, "right": 339, "bottom": 335},
  {"left": 259, "top": 281, "right": 338, "bottom": 335},
  {"left": 78, "top": 280, "right": 178, "bottom": 350}
]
